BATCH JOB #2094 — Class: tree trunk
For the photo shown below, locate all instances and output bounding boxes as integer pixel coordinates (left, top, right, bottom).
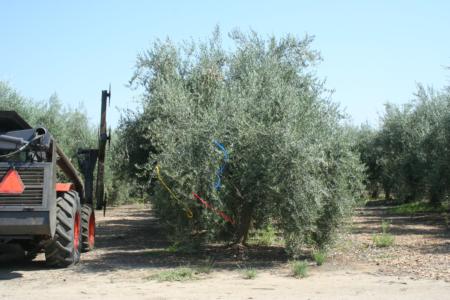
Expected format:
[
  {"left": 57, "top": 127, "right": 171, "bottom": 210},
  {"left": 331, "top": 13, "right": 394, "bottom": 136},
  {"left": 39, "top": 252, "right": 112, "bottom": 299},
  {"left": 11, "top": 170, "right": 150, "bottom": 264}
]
[
  {"left": 370, "top": 188, "right": 379, "bottom": 199},
  {"left": 430, "top": 189, "right": 443, "bottom": 207},
  {"left": 235, "top": 202, "right": 254, "bottom": 246},
  {"left": 230, "top": 183, "right": 254, "bottom": 246}
]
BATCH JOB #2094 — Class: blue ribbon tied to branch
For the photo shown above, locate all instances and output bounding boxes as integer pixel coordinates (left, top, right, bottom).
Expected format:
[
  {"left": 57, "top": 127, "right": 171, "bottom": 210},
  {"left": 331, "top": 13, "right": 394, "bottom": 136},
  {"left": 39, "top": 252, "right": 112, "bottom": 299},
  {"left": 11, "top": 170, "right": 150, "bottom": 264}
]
[{"left": 213, "top": 140, "right": 228, "bottom": 191}]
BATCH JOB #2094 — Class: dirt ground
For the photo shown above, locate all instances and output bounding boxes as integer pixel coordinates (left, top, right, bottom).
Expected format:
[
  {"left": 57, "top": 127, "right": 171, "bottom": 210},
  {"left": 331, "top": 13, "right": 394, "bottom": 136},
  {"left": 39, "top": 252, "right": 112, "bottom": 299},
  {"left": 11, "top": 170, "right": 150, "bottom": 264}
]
[{"left": 0, "top": 203, "right": 449, "bottom": 300}]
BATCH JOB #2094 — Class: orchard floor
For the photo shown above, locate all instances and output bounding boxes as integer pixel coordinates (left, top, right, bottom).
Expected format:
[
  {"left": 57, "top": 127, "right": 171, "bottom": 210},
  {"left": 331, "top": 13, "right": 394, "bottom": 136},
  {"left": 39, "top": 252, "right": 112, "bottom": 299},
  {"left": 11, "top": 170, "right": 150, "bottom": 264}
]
[{"left": 0, "top": 203, "right": 449, "bottom": 300}]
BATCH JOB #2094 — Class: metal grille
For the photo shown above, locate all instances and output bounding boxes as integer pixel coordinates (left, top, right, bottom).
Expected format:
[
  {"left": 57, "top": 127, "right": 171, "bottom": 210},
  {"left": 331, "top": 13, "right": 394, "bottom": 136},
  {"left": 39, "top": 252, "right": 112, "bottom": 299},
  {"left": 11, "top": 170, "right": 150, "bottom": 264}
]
[{"left": 0, "top": 167, "right": 44, "bottom": 206}]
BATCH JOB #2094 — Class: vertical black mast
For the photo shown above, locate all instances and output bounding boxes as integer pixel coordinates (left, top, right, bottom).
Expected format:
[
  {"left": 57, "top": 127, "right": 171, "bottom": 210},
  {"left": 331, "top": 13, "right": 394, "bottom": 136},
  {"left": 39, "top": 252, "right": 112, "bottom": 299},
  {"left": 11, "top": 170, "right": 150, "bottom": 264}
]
[{"left": 95, "top": 88, "right": 110, "bottom": 210}]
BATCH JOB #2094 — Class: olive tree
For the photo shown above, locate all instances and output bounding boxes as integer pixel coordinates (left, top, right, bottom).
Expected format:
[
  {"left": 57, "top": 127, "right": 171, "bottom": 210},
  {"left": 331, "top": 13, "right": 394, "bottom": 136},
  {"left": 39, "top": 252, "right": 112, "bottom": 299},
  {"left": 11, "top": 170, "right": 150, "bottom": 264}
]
[
  {"left": 120, "top": 29, "right": 365, "bottom": 253},
  {"left": 358, "top": 84, "right": 450, "bottom": 205}
]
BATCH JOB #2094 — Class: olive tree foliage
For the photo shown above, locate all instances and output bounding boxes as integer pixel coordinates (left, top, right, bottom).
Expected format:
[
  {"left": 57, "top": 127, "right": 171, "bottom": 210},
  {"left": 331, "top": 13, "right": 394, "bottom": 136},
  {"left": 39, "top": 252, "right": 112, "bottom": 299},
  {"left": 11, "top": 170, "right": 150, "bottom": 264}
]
[
  {"left": 0, "top": 81, "right": 32, "bottom": 118},
  {"left": 357, "top": 84, "right": 450, "bottom": 205},
  {"left": 117, "top": 29, "right": 365, "bottom": 252},
  {"left": 354, "top": 125, "right": 383, "bottom": 198},
  {"left": 109, "top": 109, "right": 154, "bottom": 203}
]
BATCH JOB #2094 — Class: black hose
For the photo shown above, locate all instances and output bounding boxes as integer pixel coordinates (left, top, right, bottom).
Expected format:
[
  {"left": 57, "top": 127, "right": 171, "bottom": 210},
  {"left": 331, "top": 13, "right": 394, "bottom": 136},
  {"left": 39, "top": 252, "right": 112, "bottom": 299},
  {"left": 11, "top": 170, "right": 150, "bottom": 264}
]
[{"left": 0, "top": 132, "right": 45, "bottom": 159}]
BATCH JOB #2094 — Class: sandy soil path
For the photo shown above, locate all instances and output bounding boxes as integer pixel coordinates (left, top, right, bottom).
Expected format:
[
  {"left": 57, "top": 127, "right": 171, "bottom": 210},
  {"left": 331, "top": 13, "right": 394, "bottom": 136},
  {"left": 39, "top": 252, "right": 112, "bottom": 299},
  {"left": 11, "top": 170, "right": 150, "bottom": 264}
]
[{"left": 0, "top": 204, "right": 448, "bottom": 300}]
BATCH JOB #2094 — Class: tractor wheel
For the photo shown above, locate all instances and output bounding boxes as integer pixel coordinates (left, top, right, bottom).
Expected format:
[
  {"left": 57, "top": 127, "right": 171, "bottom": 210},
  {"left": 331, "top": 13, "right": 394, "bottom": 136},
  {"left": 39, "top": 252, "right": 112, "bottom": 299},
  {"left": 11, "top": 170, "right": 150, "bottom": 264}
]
[
  {"left": 44, "top": 191, "right": 81, "bottom": 267},
  {"left": 81, "top": 204, "right": 95, "bottom": 252},
  {"left": 24, "top": 249, "right": 38, "bottom": 261}
]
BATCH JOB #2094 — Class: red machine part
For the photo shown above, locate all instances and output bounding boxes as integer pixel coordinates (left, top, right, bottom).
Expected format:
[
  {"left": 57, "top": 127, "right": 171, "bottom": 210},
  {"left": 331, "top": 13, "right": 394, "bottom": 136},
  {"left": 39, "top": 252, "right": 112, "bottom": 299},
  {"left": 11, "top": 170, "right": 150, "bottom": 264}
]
[
  {"left": 88, "top": 213, "right": 95, "bottom": 247},
  {"left": 0, "top": 169, "right": 25, "bottom": 194},
  {"left": 74, "top": 211, "right": 81, "bottom": 250},
  {"left": 55, "top": 183, "right": 74, "bottom": 192}
]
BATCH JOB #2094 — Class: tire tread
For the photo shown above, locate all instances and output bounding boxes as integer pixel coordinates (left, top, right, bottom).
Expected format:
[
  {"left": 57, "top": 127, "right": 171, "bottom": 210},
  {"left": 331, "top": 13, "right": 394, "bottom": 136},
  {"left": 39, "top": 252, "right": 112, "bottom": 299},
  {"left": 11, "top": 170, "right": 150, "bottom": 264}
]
[{"left": 44, "top": 191, "right": 81, "bottom": 267}]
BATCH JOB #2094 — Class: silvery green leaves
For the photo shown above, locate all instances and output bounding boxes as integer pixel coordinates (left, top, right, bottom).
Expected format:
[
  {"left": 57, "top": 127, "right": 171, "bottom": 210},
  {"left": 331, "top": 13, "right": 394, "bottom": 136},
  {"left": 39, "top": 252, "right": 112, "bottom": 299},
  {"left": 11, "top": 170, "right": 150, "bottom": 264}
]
[{"left": 120, "top": 29, "right": 365, "bottom": 252}]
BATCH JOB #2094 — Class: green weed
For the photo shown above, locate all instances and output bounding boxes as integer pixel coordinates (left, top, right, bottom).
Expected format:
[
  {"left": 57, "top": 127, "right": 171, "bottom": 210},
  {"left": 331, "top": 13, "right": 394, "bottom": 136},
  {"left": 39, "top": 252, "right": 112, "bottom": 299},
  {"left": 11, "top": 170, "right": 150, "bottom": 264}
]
[
  {"left": 372, "top": 233, "right": 394, "bottom": 247},
  {"left": 248, "top": 225, "right": 277, "bottom": 246},
  {"left": 242, "top": 268, "right": 257, "bottom": 279},
  {"left": 372, "top": 220, "right": 394, "bottom": 247},
  {"left": 381, "top": 220, "right": 390, "bottom": 233},
  {"left": 291, "top": 261, "right": 308, "bottom": 278},
  {"left": 312, "top": 250, "right": 326, "bottom": 266},
  {"left": 195, "top": 257, "right": 215, "bottom": 274},
  {"left": 148, "top": 267, "right": 195, "bottom": 282},
  {"left": 166, "top": 243, "right": 179, "bottom": 253},
  {"left": 388, "top": 201, "right": 448, "bottom": 215}
]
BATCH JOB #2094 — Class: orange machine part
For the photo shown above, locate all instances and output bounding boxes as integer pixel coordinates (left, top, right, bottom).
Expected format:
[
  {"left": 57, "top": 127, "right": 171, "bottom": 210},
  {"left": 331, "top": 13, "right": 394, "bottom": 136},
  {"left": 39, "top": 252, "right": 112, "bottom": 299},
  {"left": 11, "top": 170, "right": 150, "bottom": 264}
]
[
  {"left": 55, "top": 183, "right": 74, "bottom": 192},
  {"left": 0, "top": 169, "right": 25, "bottom": 194}
]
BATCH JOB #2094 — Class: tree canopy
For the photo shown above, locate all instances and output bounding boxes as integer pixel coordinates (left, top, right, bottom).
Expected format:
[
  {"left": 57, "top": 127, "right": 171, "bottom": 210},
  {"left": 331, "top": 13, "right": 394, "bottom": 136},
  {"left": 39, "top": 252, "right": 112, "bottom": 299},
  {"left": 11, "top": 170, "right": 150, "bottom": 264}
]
[{"left": 115, "top": 29, "right": 365, "bottom": 253}]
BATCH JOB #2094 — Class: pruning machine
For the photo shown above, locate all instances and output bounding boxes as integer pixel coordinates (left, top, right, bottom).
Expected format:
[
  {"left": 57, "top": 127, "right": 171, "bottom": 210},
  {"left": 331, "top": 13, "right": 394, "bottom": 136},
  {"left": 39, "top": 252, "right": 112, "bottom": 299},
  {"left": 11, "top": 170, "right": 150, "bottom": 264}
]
[{"left": 0, "top": 88, "right": 111, "bottom": 267}]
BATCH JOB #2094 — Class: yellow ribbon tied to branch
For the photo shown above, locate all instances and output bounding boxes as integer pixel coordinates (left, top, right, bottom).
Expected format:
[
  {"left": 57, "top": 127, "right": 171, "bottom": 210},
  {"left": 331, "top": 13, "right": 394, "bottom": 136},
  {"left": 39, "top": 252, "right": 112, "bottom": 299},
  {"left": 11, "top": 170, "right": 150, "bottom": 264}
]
[{"left": 155, "top": 165, "right": 193, "bottom": 219}]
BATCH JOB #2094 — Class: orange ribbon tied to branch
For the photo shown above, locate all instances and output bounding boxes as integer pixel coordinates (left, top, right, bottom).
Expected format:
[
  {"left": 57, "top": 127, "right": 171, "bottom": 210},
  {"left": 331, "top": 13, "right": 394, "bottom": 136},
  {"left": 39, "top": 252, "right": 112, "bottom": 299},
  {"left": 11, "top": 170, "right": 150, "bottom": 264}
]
[{"left": 191, "top": 192, "right": 235, "bottom": 224}]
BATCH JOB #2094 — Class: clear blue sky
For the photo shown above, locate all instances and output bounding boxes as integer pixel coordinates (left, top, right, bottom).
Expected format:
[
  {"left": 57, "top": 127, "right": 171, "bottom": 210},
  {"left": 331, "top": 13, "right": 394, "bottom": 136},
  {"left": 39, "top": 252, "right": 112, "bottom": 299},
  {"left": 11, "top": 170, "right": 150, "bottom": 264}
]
[{"left": 1, "top": 1, "right": 449, "bottom": 127}]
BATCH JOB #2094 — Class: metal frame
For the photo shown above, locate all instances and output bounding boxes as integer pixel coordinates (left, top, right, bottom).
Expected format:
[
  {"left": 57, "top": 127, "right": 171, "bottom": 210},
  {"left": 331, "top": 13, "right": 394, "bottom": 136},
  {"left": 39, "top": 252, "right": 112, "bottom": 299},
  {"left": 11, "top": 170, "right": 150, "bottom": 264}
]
[{"left": 0, "top": 87, "right": 110, "bottom": 245}]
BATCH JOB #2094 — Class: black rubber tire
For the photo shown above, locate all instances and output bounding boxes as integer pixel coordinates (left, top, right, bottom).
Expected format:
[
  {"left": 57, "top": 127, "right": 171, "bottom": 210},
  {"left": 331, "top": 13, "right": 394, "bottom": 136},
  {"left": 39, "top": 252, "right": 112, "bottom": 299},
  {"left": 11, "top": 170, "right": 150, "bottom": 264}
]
[
  {"left": 19, "top": 242, "right": 39, "bottom": 262},
  {"left": 44, "top": 191, "right": 81, "bottom": 267},
  {"left": 24, "top": 250, "right": 38, "bottom": 261},
  {"left": 81, "top": 204, "right": 95, "bottom": 252}
]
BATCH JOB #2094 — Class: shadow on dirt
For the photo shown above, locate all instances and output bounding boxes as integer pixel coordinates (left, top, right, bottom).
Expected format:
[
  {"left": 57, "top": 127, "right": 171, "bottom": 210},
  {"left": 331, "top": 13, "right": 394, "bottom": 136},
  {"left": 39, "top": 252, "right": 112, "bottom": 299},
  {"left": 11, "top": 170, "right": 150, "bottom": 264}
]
[
  {"left": 2, "top": 201, "right": 448, "bottom": 276},
  {"left": 0, "top": 271, "right": 22, "bottom": 281},
  {"left": 1, "top": 206, "right": 292, "bottom": 275},
  {"left": 352, "top": 205, "right": 449, "bottom": 236},
  {"left": 352, "top": 201, "right": 450, "bottom": 255},
  {"left": 77, "top": 207, "right": 291, "bottom": 273},
  {"left": 0, "top": 244, "right": 47, "bottom": 280}
]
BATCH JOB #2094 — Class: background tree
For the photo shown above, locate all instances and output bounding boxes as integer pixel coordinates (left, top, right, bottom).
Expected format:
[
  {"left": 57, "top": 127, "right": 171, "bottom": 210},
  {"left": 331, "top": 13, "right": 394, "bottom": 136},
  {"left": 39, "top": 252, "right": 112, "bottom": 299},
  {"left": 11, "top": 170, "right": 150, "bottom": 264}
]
[
  {"left": 357, "top": 83, "right": 450, "bottom": 206},
  {"left": 354, "top": 124, "right": 383, "bottom": 198}
]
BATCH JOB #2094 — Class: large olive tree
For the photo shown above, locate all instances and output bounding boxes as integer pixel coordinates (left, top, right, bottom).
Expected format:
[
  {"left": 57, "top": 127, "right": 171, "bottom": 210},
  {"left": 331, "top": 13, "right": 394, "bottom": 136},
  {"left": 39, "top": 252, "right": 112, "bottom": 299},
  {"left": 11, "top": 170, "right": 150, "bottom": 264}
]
[{"left": 121, "top": 29, "right": 365, "bottom": 253}]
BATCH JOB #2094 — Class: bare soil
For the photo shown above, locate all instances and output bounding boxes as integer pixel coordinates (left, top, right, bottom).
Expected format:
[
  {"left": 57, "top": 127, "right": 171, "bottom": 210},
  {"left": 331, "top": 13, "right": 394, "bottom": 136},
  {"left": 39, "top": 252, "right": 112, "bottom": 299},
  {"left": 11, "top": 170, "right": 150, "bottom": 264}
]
[
  {"left": 0, "top": 203, "right": 449, "bottom": 300},
  {"left": 332, "top": 201, "right": 450, "bottom": 282}
]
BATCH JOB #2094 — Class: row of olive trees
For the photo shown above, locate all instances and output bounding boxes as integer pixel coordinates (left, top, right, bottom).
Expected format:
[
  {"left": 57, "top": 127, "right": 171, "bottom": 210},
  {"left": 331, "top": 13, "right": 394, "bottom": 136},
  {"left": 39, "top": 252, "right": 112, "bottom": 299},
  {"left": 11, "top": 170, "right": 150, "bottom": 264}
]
[
  {"left": 356, "top": 84, "right": 450, "bottom": 205},
  {"left": 114, "top": 29, "right": 365, "bottom": 253}
]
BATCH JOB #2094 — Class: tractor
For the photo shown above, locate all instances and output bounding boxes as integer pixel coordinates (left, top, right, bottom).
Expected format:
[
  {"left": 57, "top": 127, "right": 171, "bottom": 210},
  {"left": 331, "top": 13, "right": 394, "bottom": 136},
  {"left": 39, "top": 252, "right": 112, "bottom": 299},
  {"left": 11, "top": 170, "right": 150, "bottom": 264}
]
[{"left": 0, "top": 89, "right": 110, "bottom": 267}]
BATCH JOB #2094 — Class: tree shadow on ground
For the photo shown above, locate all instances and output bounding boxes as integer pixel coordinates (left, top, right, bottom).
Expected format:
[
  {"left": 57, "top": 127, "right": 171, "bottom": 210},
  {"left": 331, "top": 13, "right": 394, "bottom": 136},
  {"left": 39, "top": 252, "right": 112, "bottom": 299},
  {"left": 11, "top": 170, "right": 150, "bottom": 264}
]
[
  {"left": 77, "top": 207, "right": 292, "bottom": 273},
  {"left": 352, "top": 219, "right": 448, "bottom": 236},
  {"left": 417, "top": 242, "right": 450, "bottom": 255},
  {"left": 0, "top": 206, "right": 295, "bottom": 275},
  {"left": 352, "top": 201, "right": 450, "bottom": 255}
]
